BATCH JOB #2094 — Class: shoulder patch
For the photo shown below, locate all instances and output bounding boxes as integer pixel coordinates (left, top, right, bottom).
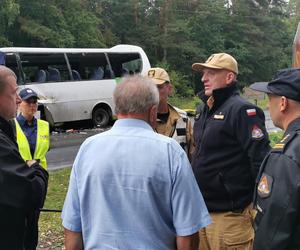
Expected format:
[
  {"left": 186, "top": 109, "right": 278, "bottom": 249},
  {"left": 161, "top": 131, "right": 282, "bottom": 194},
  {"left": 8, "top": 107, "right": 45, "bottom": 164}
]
[
  {"left": 272, "top": 132, "right": 296, "bottom": 152},
  {"left": 257, "top": 173, "right": 273, "bottom": 198},
  {"left": 252, "top": 124, "right": 264, "bottom": 139},
  {"left": 246, "top": 108, "right": 256, "bottom": 116}
]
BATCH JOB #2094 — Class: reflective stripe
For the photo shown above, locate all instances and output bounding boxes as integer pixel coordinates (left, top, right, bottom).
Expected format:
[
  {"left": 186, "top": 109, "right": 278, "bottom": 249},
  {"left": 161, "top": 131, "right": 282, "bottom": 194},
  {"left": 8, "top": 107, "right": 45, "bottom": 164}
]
[
  {"left": 172, "top": 116, "right": 188, "bottom": 152},
  {"left": 15, "top": 119, "right": 49, "bottom": 169}
]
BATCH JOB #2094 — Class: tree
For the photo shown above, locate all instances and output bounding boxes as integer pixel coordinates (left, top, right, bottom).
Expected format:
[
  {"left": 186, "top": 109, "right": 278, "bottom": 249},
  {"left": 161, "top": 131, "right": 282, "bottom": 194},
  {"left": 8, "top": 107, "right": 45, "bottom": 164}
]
[{"left": 0, "top": 0, "right": 19, "bottom": 46}]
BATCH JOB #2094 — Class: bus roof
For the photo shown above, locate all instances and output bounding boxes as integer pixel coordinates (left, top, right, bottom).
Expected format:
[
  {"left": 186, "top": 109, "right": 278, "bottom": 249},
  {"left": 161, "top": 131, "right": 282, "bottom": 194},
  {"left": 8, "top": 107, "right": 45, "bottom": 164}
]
[{"left": 0, "top": 44, "right": 145, "bottom": 54}]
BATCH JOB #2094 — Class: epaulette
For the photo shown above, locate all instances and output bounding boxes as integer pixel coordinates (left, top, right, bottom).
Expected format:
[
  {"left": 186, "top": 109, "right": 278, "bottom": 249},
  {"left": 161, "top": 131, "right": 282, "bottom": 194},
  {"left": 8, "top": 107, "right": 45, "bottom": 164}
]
[{"left": 272, "top": 132, "right": 296, "bottom": 152}]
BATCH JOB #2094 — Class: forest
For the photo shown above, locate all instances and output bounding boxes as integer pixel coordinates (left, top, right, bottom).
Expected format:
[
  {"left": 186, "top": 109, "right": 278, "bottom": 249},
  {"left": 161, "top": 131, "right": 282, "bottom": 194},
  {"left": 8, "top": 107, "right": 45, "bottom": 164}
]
[{"left": 1, "top": 0, "right": 300, "bottom": 97}]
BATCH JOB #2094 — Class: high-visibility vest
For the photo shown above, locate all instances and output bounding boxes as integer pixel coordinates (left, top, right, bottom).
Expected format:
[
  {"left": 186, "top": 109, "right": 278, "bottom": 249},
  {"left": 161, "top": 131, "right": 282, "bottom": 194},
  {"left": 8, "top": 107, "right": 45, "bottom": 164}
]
[{"left": 15, "top": 118, "right": 49, "bottom": 169}]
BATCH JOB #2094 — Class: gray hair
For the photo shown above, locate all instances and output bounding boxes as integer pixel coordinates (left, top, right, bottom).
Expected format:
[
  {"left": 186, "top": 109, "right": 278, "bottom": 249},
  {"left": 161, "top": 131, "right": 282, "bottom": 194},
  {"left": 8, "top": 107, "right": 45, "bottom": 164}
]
[
  {"left": 0, "top": 66, "right": 17, "bottom": 93},
  {"left": 114, "top": 75, "right": 159, "bottom": 115}
]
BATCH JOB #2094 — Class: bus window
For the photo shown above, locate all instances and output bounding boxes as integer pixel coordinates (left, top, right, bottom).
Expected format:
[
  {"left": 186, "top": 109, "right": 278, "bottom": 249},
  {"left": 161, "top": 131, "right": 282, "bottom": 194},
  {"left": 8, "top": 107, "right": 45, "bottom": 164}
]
[
  {"left": 107, "top": 53, "right": 142, "bottom": 77},
  {"left": 1, "top": 52, "right": 23, "bottom": 85},
  {"left": 19, "top": 53, "right": 70, "bottom": 83},
  {"left": 66, "top": 52, "right": 109, "bottom": 81}
]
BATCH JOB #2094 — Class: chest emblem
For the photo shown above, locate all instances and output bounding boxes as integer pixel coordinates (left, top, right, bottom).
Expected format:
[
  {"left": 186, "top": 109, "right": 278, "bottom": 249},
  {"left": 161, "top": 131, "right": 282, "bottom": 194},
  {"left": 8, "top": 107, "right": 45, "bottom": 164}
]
[
  {"left": 213, "top": 112, "right": 224, "bottom": 120},
  {"left": 252, "top": 124, "right": 264, "bottom": 139},
  {"left": 246, "top": 108, "right": 256, "bottom": 116},
  {"left": 257, "top": 173, "right": 273, "bottom": 198}
]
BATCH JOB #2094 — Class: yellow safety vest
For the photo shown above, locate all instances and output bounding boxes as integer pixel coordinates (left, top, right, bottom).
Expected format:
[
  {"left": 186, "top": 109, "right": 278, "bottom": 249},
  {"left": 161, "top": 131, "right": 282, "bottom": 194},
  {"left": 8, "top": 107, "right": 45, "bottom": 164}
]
[{"left": 15, "top": 118, "right": 49, "bottom": 169}]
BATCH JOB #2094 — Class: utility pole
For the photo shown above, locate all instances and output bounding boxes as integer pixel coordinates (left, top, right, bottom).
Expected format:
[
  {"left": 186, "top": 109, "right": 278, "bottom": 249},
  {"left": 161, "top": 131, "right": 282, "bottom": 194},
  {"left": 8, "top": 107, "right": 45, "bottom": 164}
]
[{"left": 293, "top": 22, "right": 300, "bottom": 67}]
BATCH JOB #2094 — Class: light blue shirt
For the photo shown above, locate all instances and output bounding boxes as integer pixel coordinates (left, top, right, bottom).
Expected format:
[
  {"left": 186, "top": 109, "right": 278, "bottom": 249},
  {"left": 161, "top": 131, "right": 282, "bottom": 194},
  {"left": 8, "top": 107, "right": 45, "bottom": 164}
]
[{"left": 62, "top": 119, "right": 211, "bottom": 249}]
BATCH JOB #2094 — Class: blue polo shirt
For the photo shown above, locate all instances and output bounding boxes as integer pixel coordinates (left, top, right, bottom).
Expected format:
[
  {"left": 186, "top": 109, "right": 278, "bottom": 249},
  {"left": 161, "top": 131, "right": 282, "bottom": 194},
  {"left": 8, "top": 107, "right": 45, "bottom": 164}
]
[
  {"left": 16, "top": 114, "right": 37, "bottom": 156},
  {"left": 62, "top": 119, "right": 211, "bottom": 249}
]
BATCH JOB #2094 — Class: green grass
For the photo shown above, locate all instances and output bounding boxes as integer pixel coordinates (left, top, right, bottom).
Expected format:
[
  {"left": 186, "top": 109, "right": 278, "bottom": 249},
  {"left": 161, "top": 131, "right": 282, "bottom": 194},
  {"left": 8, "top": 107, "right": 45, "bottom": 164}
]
[
  {"left": 39, "top": 167, "right": 71, "bottom": 249},
  {"left": 169, "top": 94, "right": 268, "bottom": 111},
  {"left": 269, "top": 131, "right": 284, "bottom": 147},
  {"left": 169, "top": 96, "right": 201, "bottom": 110},
  {"left": 248, "top": 97, "right": 269, "bottom": 110}
]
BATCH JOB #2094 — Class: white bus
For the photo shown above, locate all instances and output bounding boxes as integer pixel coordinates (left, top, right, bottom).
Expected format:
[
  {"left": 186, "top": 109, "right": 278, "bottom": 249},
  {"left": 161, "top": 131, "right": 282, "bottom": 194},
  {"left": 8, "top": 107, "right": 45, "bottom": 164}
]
[{"left": 0, "top": 45, "right": 151, "bottom": 127}]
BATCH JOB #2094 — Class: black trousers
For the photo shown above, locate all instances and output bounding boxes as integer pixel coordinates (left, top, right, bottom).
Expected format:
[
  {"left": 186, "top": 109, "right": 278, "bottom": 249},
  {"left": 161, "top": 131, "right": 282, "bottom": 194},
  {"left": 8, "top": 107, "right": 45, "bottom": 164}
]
[{"left": 24, "top": 209, "right": 40, "bottom": 250}]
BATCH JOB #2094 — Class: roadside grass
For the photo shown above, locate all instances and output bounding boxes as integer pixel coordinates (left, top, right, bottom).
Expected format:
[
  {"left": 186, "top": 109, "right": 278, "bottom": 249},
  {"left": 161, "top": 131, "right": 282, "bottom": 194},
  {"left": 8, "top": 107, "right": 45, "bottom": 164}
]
[
  {"left": 169, "top": 94, "right": 268, "bottom": 111},
  {"left": 169, "top": 96, "right": 201, "bottom": 110},
  {"left": 38, "top": 167, "right": 71, "bottom": 249},
  {"left": 269, "top": 131, "right": 284, "bottom": 146}
]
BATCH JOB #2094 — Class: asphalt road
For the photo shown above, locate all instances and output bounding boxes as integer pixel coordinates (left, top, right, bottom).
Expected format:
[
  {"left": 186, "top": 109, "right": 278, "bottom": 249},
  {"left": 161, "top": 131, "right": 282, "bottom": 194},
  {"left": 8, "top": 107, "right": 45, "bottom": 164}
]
[
  {"left": 47, "top": 127, "right": 109, "bottom": 171},
  {"left": 47, "top": 111, "right": 280, "bottom": 171}
]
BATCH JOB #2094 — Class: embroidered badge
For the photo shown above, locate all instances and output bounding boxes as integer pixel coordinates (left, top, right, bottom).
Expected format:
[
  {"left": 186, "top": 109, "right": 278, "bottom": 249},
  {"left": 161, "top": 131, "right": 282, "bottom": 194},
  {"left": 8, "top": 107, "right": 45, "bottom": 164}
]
[
  {"left": 148, "top": 70, "right": 155, "bottom": 77},
  {"left": 257, "top": 173, "right": 273, "bottom": 198},
  {"left": 246, "top": 108, "right": 256, "bottom": 116},
  {"left": 252, "top": 124, "right": 264, "bottom": 139}
]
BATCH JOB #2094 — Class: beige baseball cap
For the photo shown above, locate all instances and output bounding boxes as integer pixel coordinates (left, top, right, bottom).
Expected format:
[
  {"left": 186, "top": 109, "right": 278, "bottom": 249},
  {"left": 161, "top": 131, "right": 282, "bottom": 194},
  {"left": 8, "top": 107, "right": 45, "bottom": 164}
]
[
  {"left": 192, "top": 53, "right": 238, "bottom": 74},
  {"left": 147, "top": 67, "right": 170, "bottom": 85}
]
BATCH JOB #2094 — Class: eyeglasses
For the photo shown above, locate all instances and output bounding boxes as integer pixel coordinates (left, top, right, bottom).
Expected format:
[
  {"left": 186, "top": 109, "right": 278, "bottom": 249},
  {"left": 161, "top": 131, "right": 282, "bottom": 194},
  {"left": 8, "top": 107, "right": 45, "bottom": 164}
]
[{"left": 25, "top": 99, "right": 38, "bottom": 104}]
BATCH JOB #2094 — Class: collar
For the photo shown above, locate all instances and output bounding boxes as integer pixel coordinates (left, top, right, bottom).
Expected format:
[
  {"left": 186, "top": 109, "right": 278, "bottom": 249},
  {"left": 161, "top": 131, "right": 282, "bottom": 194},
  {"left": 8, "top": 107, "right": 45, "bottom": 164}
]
[
  {"left": 0, "top": 116, "right": 15, "bottom": 142},
  {"left": 198, "top": 83, "right": 239, "bottom": 110},
  {"left": 284, "top": 117, "right": 300, "bottom": 135},
  {"left": 17, "top": 114, "right": 37, "bottom": 127},
  {"left": 157, "top": 104, "right": 181, "bottom": 123},
  {"left": 113, "top": 118, "right": 153, "bottom": 131}
]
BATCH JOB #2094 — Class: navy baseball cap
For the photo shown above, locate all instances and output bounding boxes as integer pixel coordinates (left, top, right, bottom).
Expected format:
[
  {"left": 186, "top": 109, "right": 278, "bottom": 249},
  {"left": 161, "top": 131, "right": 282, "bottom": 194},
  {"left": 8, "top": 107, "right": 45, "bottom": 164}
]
[
  {"left": 250, "top": 68, "right": 300, "bottom": 102},
  {"left": 19, "top": 88, "right": 39, "bottom": 101}
]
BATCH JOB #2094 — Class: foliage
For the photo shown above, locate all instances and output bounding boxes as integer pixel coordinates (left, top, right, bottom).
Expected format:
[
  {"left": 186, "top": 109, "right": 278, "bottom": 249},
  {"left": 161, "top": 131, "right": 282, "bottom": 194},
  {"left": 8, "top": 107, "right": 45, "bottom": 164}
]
[
  {"left": 169, "top": 95, "right": 200, "bottom": 110},
  {"left": 269, "top": 131, "right": 284, "bottom": 147}
]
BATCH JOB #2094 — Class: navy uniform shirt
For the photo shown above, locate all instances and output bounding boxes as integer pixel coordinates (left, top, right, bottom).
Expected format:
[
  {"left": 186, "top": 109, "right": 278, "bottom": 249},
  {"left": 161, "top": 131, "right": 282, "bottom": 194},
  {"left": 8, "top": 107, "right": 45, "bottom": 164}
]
[
  {"left": 253, "top": 117, "right": 300, "bottom": 250},
  {"left": 192, "top": 84, "right": 271, "bottom": 212}
]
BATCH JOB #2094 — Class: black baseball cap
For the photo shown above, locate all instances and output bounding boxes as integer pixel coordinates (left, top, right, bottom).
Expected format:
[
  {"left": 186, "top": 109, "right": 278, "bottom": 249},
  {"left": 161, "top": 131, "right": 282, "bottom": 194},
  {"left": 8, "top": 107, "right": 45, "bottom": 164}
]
[
  {"left": 19, "top": 88, "right": 39, "bottom": 101},
  {"left": 250, "top": 68, "right": 300, "bottom": 102}
]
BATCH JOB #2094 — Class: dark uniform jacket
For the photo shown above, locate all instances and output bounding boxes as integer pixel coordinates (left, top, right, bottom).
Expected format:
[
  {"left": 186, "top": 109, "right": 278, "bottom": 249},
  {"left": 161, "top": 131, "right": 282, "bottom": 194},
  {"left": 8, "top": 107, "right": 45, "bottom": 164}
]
[
  {"left": 192, "top": 84, "right": 270, "bottom": 212},
  {"left": 253, "top": 117, "right": 300, "bottom": 250},
  {"left": 0, "top": 116, "right": 48, "bottom": 250}
]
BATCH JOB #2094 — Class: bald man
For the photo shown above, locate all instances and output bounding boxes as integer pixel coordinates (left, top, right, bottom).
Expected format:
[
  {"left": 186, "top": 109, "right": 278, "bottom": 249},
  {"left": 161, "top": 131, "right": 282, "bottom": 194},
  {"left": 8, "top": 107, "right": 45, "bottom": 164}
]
[{"left": 0, "top": 65, "right": 48, "bottom": 250}]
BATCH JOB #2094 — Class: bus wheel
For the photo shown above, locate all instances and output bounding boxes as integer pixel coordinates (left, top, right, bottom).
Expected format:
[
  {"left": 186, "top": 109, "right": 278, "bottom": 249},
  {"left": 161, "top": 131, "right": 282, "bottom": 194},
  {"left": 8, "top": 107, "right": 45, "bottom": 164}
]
[{"left": 92, "top": 107, "right": 110, "bottom": 127}]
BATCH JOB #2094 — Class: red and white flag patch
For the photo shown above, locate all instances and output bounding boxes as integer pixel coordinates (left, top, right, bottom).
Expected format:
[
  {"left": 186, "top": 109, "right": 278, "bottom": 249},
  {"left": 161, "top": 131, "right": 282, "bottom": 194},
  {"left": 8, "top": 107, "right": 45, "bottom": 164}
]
[{"left": 246, "top": 108, "right": 256, "bottom": 116}]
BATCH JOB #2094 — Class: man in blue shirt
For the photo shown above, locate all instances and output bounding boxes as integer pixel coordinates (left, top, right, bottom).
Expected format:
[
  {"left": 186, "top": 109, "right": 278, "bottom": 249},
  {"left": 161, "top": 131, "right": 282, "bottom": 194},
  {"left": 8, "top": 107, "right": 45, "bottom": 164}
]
[{"left": 62, "top": 75, "right": 211, "bottom": 249}]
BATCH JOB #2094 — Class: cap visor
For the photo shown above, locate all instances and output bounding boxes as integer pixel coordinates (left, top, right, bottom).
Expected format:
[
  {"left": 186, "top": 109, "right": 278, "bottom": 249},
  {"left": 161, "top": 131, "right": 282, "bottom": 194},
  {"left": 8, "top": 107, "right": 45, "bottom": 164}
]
[
  {"left": 22, "top": 94, "right": 39, "bottom": 100},
  {"left": 192, "top": 63, "right": 223, "bottom": 72},
  {"left": 249, "top": 82, "right": 273, "bottom": 94},
  {"left": 149, "top": 78, "right": 166, "bottom": 85}
]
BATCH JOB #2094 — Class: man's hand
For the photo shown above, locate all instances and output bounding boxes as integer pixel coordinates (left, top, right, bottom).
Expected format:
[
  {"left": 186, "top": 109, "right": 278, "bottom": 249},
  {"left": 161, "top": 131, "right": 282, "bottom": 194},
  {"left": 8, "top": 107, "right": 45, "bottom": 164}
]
[{"left": 26, "top": 159, "right": 37, "bottom": 167}]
